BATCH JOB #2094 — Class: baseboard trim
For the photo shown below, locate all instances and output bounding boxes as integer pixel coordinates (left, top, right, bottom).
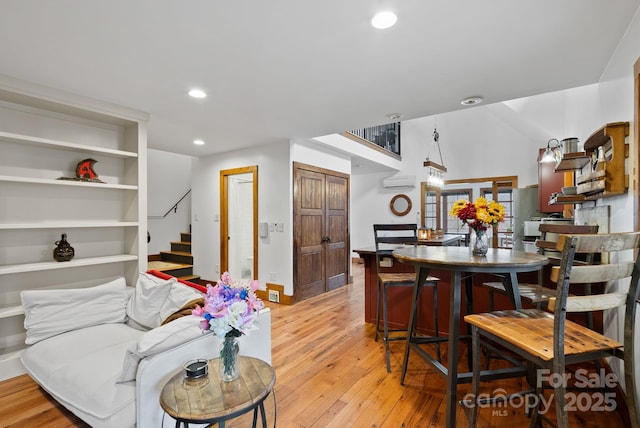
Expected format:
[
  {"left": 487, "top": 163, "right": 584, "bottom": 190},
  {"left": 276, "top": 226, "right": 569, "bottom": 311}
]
[{"left": 255, "top": 283, "right": 294, "bottom": 305}]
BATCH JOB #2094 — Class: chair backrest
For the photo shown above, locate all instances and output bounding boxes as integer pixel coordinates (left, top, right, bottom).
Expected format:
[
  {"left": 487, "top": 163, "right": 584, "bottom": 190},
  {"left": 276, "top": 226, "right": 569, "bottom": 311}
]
[
  {"left": 536, "top": 223, "right": 600, "bottom": 258},
  {"left": 549, "top": 232, "right": 640, "bottom": 313},
  {"left": 373, "top": 224, "right": 417, "bottom": 267},
  {"left": 548, "top": 232, "right": 640, "bottom": 315},
  {"left": 547, "top": 231, "right": 640, "bottom": 425},
  {"left": 373, "top": 224, "right": 417, "bottom": 248}
]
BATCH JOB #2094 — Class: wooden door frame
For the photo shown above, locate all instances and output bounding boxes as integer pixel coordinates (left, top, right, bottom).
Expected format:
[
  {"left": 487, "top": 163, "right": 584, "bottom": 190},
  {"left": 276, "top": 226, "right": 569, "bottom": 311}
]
[
  {"left": 634, "top": 57, "right": 640, "bottom": 234},
  {"left": 220, "top": 165, "right": 258, "bottom": 279}
]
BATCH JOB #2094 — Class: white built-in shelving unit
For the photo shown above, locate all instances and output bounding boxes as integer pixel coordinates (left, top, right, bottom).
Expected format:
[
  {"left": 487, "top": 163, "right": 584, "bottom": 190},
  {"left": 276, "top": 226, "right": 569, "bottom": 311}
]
[{"left": 0, "top": 74, "right": 148, "bottom": 380}]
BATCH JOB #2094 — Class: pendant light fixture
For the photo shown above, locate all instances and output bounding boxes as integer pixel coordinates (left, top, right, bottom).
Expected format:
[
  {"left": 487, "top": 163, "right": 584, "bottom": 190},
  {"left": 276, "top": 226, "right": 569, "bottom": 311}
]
[{"left": 424, "top": 124, "right": 447, "bottom": 187}]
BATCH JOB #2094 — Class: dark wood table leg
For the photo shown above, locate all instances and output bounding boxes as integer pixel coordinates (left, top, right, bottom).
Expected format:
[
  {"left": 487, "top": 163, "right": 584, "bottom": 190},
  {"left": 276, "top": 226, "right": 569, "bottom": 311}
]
[
  {"left": 501, "top": 271, "right": 522, "bottom": 310},
  {"left": 465, "top": 273, "right": 473, "bottom": 371},
  {"left": 445, "top": 270, "right": 462, "bottom": 428},
  {"left": 401, "top": 266, "right": 429, "bottom": 385}
]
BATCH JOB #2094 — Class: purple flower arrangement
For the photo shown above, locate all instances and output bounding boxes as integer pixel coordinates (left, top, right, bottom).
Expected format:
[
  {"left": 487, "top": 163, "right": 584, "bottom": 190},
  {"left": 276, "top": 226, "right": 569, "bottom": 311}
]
[{"left": 192, "top": 272, "right": 264, "bottom": 338}]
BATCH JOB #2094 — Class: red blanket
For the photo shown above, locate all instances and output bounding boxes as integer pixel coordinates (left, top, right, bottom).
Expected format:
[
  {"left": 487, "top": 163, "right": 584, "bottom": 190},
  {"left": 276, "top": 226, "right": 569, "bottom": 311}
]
[{"left": 146, "top": 269, "right": 208, "bottom": 294}]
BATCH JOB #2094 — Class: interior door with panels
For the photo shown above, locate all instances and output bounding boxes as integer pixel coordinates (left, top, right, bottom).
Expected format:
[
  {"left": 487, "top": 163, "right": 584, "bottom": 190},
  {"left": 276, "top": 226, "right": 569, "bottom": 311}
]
[
  {"left": 325, "top": 173, "right": 348, "bottom": 291},
  {"left": 294, "top": 167, "right": 325, "bottom": 300},
  {"left": 293, "top": 162, "right": 349, "bottom": 301}
]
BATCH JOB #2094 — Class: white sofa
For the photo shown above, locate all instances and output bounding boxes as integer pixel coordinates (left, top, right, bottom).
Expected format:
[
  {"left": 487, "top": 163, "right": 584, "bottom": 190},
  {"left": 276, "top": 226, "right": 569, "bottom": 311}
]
[{"left": 19, "top": 274, "right": 272, "bottom": 428}]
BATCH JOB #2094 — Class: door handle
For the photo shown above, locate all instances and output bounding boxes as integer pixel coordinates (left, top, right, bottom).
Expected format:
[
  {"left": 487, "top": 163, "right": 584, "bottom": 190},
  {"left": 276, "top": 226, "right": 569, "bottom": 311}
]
[{"left": 321, "top": 236, "right": 330, "bottom": 243}]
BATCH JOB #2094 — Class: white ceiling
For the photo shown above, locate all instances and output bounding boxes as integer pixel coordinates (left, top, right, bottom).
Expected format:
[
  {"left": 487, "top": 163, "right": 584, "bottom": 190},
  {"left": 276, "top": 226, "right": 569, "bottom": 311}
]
[{"left": 1, "top": 0, "right": 638, "bottom": 158}]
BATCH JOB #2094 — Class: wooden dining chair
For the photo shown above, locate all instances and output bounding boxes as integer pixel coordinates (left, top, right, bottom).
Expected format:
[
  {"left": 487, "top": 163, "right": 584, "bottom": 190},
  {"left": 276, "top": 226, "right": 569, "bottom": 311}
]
[
  {"left": 373, "top": 224, "right": 440, "bottom": 372},
  {"left": 464, "top": 231, "right": 640, "bottom": 428},
  {"left": 482, "top": 223, "right": 599, "bottom": 311}
]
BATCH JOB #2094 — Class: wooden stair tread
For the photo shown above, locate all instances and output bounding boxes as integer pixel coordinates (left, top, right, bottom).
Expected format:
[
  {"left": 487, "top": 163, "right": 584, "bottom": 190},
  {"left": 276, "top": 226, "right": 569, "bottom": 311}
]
[
  {"left": 147, "top": 261, "right": 193, "bottom": 271},
  {"left": 464, "top": 309, "right": 622, "bottom": 361},
  {"left": 179, "top": 275, "right": 201, "bottom": 282},
  {"left": 160, "top": 250, "right": 192, "bottom": 256},
  {"left": 170, "top": 241, "right": 192, "bottom": 245}
]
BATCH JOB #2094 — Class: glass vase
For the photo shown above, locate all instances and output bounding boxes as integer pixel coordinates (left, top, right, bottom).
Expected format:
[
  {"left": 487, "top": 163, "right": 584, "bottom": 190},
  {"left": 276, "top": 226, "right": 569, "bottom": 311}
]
[
  {"left": 470, "top": 228, "right": 489, "bottom": 256},
  {"left": 219, "top": 335, "right": 240, "bottom": 381}
]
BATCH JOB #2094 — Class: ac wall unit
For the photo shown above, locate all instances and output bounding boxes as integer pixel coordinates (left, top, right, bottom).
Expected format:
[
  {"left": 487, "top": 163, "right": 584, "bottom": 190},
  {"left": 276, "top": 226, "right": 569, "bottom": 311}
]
[{"left": 382, "top": 175, "right": 416, "bottom": 188}]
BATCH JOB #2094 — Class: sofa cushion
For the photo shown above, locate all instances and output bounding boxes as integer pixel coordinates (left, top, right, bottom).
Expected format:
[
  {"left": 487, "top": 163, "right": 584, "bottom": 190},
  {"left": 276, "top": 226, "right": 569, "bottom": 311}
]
[
  {"left": 21, "top": 277, "right": 128, "bottom": 345},
  {"left": 21, "top": 323, "right": 143, "bottom": 428},
  {"left": 117, "top": 314, "right": 203, "bottom": 382},
  {"left": 159, "top": 281, "right": 203, "bottom": 322},
  {"left": 126, "top": 272, "right": 176, "bottom": 329}
]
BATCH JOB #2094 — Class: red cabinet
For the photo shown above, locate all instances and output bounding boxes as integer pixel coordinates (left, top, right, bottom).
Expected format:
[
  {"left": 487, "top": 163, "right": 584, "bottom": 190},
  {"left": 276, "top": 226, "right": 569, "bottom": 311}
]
[{"left": 537, "top": 148, "right": 564, "bottom": 213}]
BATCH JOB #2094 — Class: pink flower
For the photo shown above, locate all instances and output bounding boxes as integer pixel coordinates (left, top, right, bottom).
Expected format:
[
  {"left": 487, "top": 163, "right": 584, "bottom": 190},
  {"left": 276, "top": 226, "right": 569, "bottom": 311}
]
[{"left": 192, "top": 272, "right": 263, "bottom": 337}]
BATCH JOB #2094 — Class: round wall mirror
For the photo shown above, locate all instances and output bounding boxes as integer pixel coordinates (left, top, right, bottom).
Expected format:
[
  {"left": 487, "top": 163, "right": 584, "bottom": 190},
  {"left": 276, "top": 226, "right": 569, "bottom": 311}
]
[{"left": 390, "top": 194, "right": 412, "bottom": 216}]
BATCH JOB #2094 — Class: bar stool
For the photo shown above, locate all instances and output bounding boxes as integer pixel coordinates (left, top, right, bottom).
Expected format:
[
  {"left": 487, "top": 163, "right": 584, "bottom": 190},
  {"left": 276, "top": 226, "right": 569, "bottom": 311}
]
[{"left": 373, "top": 224, "right": 440, "bottom": 373}]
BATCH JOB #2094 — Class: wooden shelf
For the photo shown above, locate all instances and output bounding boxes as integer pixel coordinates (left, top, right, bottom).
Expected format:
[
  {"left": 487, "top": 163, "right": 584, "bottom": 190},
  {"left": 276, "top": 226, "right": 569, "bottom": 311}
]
[
  {"left": 551, "top": 122, "right": 629, "bottom": 204},
  {"left": 0, "top": 175, "right": 138, "bottom": 190},
  {"left": 555, "top": 152, "right": 589, "bottom": 171},
  {"left": 0, "top": 221, "right": 139, "bottom": 230},
  {"left": 0, "top": 254, "right": 139, "bottom": 275},
  {"left": 0, "top": 305, "right": 23, "bottom": 319},
  {"left": 549, "top": 194, "right": 586, "bottom": 205},
  {"left": 550, "top": 191, "right": 625, "bottom": 205},
  {"left": 0, "top": 131, "right": 137, "bottom": 159},
  {"left": 583, "top": 121, "right": 628, "bottom": 150}
]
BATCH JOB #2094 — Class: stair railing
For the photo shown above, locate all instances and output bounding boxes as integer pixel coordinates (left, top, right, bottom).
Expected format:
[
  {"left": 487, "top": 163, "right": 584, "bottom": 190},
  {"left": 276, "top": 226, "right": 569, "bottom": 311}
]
[
  {"left": 345, "top": 122, "right": 401, "bottom": 156},
  {"left": 148, "top": 189, "right": 191, "bottom": 219}
]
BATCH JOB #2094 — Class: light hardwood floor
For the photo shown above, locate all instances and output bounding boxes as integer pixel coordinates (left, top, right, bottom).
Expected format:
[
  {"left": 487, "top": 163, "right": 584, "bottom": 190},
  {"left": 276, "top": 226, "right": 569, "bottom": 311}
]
[{"left": 0, "top": 263, "right": 630, "bottom": 427}]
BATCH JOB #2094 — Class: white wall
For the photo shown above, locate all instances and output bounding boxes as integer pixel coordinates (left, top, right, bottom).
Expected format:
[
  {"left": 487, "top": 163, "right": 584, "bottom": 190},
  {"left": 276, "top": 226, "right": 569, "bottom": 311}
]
[
  {"left": 350, "top": 100, "right": 550, "bottom": 252},
  {"left": 147, "top": 149, "right": 193, "bottom": 255},
  {"left": 190, "top": 141, "right": 291, "bottom": 291}
]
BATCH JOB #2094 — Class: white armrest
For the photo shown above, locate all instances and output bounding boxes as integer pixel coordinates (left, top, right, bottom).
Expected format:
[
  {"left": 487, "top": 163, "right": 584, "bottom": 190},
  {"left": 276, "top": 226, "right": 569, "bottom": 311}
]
[{"left": 135, "top": 308, "right": 271, "bottom": 428}]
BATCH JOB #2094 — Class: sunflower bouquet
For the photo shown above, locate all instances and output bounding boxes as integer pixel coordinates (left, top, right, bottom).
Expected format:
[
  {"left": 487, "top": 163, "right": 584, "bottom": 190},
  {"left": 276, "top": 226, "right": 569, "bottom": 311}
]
[{"left": 449, "top": 196, "right": 505, "bottom": 231}]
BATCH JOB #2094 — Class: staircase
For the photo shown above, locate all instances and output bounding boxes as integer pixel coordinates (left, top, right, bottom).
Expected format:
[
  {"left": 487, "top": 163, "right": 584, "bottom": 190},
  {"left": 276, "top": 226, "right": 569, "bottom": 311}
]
[{"left": 148, "top": 231, "right": 201, "bottom": 283}]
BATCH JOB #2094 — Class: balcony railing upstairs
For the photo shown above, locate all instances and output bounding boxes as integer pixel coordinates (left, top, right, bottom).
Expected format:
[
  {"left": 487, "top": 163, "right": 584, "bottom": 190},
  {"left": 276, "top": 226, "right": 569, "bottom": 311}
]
[{"left": 344, "top": 122, "right": 401, "bottom": 159}]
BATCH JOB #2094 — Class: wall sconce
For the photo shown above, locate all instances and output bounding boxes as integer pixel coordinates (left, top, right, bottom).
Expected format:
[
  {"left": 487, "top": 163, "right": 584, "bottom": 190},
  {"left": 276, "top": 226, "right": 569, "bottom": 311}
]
[
  {"left": 539, "top": 138, "right": 562, "bottom": 163},
  {"left": 424, "top": 126, "right": 447, "bottom": 187}
]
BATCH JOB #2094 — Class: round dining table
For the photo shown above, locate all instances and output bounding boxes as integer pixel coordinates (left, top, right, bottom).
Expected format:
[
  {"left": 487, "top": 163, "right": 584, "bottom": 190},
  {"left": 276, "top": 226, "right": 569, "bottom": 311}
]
[{"left": 393, "top": 245, "right": 548, "bottom": 428}]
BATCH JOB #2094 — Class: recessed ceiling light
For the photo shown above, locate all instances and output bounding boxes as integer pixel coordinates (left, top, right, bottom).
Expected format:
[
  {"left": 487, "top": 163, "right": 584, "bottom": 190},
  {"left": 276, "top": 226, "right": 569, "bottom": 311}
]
[
  {"left": 188, "top": 89, "right": 207, "bottom": 99},
  {"left": 371, "top": 11, "right": 397, "bottom": 29},
  {"left": 193, "top": 139, "right": 205, "bottom": 145},
  {"left": 386, "top": 113, "right": 403, "bottom": 121},
  {"left": 460, "top": 96, "right": 484, "bottom": 106}
]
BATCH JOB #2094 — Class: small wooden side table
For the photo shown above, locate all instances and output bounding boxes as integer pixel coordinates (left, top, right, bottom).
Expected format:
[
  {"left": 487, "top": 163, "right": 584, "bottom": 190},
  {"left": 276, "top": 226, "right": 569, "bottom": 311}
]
[{"left": 160, "top": 356, "right": 276, "bottom": 428}]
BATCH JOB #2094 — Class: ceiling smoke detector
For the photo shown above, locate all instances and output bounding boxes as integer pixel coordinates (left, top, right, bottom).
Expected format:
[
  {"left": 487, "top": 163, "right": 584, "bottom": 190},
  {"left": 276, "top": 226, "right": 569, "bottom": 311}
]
[{"left": 460, "top": 96, "right": 484, "bottom": 106}]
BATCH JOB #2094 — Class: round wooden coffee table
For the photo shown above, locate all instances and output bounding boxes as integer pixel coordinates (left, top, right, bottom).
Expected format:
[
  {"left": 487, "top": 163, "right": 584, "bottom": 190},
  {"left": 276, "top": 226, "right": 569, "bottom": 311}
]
[{"left": 160, "top": 356, "right": 275, "bottom": 428}]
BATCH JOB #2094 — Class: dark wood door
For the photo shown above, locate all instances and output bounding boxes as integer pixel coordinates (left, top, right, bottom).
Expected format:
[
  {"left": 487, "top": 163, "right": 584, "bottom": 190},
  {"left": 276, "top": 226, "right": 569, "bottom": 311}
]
[
  {"left": 293, "top": 162, "right": 349, "bottom": 301},
  {"left": 325, "top": 174, "right": 348, "bottom": 290}
]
